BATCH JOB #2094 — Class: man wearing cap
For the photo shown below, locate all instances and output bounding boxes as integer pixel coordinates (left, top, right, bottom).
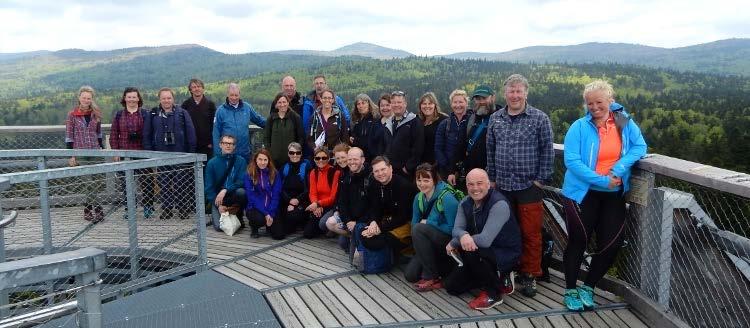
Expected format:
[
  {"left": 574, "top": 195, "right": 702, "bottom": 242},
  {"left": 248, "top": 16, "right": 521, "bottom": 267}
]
[
  {"left": 487, "top": 74, "right": 554, "bottom": 298},
  {"left": 436, "top": 85, "right": 501, "bottom": 189}
]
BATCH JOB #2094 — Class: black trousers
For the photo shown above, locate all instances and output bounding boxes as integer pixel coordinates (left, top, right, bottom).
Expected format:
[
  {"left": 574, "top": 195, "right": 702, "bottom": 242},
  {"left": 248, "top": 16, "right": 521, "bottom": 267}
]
[
  {"left": 443, "top": 248, "right": 504, "bottom": 298},
  {"left": 563, "top": 190, "right": 626, "bottom": 289},
  {"left": 404, "top": 223, "right": 453, "bottom": 282}
]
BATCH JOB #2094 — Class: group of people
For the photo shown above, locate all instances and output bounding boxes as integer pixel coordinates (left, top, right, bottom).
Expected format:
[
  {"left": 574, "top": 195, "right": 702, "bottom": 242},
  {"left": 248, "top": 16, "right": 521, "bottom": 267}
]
[{"left": 64, "top": 73, "right": 646, "bottom": 312}]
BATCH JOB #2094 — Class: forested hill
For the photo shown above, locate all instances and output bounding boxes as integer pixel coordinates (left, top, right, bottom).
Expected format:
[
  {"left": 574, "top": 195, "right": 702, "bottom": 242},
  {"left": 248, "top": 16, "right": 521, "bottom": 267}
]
[{"left": 1, "top": 56, "right": 748, "bottom": 172}]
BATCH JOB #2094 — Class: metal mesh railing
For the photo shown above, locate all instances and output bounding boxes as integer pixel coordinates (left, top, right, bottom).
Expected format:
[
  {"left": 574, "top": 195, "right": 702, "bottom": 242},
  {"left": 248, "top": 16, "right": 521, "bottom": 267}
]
[
  {"left": 540, "top": 152, "right": 750, "bottom": 328},
  {"left": 0, "top": 149, "right": 207, "bottom": 324}
]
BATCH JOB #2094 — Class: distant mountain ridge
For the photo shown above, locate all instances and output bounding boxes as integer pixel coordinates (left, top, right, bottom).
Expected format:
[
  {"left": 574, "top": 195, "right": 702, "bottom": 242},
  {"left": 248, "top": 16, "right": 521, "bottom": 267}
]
[
  {"left": 442, "top": 39, "right": 750, "bottom": 76},
  {"left": 271, "top": 42, "right": 413, "bottom": 59}
]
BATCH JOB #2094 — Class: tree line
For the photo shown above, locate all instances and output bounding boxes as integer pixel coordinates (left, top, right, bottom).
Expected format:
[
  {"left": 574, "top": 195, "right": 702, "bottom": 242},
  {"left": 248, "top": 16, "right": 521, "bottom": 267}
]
[{"left": 1, "top": 57, "right": 747, "bottom": 172}]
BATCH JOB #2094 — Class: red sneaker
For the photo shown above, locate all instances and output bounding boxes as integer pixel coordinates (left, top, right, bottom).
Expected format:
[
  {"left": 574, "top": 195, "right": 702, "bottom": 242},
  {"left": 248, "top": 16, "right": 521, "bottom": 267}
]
[
  {"left": 468, "top": 290, "right": 503, "bottom": 310},
  {"left": 414, "top": 278, "right": 443, "bottom": 292},
  {"left": 500, "top": 271, "right": 515, "bottom": 296}
]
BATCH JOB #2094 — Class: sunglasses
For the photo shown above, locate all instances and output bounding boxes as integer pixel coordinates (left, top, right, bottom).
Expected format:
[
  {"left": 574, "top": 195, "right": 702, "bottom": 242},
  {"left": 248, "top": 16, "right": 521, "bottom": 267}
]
[
  {"left": 314, "top": 156, "right": 329, "bottom": 161},
  {"left": 288, "top": 151, "right": 302, "bottom": 155},
  {"left": 391, "top": 90, "right": 405, "bottom": 97}
]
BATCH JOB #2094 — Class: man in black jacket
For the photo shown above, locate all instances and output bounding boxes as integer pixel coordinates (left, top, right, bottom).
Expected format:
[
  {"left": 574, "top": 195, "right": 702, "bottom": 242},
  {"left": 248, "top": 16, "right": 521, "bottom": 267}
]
[
  {"left": 384, "top": 91, "right": 424, "bottom": 177},
  {"left": 181, "top": 78, "right": 216, "bottom": 160},
  {"left": 270, "top": 75, "right": 304, "bottom": 117},
  {"left": 361, "top": 156, "right": 418, "bottom": 252}
]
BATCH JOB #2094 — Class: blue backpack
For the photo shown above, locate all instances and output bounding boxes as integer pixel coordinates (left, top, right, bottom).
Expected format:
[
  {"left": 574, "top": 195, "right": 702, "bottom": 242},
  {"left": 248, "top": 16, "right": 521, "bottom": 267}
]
[
  {"left": 350, "top": 222, "right": 393, "bottom": 274},
  {"left": 282, "top": 160, "right": 309, "bottom": 182}
]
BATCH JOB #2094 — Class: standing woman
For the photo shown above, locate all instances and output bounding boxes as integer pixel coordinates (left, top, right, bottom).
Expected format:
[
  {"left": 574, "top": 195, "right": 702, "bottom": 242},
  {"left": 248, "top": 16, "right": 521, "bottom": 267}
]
[
  {"left": 308, "top": 88, "right": 349, "bottom": 151},
  {"left": 265, "top": 93, "right": 304, "bottom": 168},
  {"left": 110, "top": 87, "right": 155, "bottom": 218},
  {"left": 244, "top": 149, "right": 282, "bottom": 238},
  {"left": 417, "top": 92, "right": 448, "bottom": 165},
  {"left": 561, "top": 80, "right": 646, "bottom": 311},
  {"left": 66, "top": 85, "right": 104, "bottom": 222},
  {"left": 350, "top": 93, "right": 384, "bottom": 160}
]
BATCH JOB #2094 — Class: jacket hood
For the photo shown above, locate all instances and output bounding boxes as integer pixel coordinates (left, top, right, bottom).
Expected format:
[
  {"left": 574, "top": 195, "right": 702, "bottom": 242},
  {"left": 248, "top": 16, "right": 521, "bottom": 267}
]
[
  {"left": 315, "top": 104, "right": 342, "bottom": 116},
  {"left": 430, "top": 181, "right": 450, "bottom": 200},
  {"left": 395, "top": 111, "right": 417, "bottom": 128}
]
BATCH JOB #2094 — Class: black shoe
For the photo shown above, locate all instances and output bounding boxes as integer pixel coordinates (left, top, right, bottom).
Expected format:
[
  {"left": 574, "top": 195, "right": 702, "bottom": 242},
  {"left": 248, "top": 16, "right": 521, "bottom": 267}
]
[
  {"left": 518, "top": 273, "right": 537, "bottom": 298},
  {"left": 160, "top": 209, "right": 173, "bottom": 220},
  {"left": 250, "top": 228, "right": 260, "bottom": 238}
]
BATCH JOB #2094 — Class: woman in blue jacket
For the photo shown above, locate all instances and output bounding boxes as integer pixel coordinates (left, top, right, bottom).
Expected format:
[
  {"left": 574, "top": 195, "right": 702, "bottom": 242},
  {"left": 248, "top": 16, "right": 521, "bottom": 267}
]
[
  {"left": 405, "top": 163, "right": 459, "bottom": 291},
  {"left": 244, "top": 149, "right": 282, "bottom": 238},
  {"left": 561, "top": 80, "right": 647, "bottom": 311}
]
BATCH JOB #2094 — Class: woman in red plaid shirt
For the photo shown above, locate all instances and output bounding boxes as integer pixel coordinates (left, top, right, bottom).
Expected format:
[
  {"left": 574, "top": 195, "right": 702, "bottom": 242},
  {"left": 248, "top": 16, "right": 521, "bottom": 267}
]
[{"left": 65, "top": 85, "right": 104, "bottom": 222}]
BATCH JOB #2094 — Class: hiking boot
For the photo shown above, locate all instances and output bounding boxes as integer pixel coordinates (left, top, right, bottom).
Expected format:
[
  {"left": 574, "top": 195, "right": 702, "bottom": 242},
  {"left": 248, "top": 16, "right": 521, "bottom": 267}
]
[
  {"left": 468, "top": 290, "right": 503, "bottom": 310},
  {"left": 92, "top": 206, "right": 105, "bottom": 223},
  {"left": 578, "top": 285, "right": 595, "bottom": 309},
  {"left": 564, "top": 289, "right": 584, "bottom": 311},
  {"left": 500, "top": 271, "right": 515, "bottom": 296},
  {"left": 160, "top": 209, "right": 173, "bottom": 220},
  {"left": 83, "top": 206, "right": 94, "bottom": 222},
  {"left": 414, "top": 278, "right": 443, "bottom": 292},
  {"left": 518, "top": 273, "right": 537, "bottom": 297},
  {"left": 143, "top": 206, "right": 155, "bottom": 219},
  {"left": 250, "top": 227, "right": 260, "bottom": 238}
]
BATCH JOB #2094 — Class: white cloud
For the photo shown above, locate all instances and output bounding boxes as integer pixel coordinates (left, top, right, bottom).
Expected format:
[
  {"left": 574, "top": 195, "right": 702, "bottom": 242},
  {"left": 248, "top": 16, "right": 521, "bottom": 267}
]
[{"left": 0, "top": 0, "right": 748, "bottom": 54}]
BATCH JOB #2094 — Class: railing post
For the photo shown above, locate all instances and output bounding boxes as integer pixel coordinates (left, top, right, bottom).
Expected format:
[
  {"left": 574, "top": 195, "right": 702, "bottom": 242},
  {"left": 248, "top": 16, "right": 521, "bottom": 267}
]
[
  {"left": 37, "top": 156, "right": 52, "bottom": 254},
  {"left": 75, "top": 271, "right": 102, "bottom": 328},
  {"left": 125, "top": 168, "right": 140, "bottom": 280},
  {"left": 629, "top": 170, "right": 673, "bottom": 309},
  {"left": 0, "top": 178, "right": 10, "bottom": 318},
  {"left": 193, "top": 160, "right": 207, "bottom": 269}
]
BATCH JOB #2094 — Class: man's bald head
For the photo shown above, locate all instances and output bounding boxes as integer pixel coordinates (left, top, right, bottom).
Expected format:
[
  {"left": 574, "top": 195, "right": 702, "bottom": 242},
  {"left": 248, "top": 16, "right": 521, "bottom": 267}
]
[
  {"left": 347, "top": 147, "right": 365, "bottom": 173},
  {"left": 281, "top": 76, "right": 296, "bottom": 97},
  {"left": 466, "top": 168, "right": 491, "bottom": 202}
]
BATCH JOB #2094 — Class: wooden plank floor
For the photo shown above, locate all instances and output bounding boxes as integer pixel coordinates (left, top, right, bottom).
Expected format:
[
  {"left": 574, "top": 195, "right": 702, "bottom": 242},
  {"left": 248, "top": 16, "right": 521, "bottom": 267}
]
[
  {"left": 208, "top": 232, "right": 650, "bottom": 328},
  {"left": 2, "top": 207, "right": 650, "bottom": 327}
]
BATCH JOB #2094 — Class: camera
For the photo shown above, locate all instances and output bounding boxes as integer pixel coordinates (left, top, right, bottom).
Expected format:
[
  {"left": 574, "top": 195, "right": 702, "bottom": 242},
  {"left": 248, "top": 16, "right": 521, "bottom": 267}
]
[
  {"left": 128, "top": 131, "right": 141, "bottom": 141},
  {"left": 163, "top": 131, "right": 175, "bottom": 146}
]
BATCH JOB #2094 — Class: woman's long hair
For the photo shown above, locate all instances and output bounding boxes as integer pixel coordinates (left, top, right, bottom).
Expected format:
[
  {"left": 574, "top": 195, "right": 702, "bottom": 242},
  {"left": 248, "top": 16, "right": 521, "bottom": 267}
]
[
  {"left": 77, "top": 85, "right": 103, "bottom": 122},
  {"left": 247, "top": 149, "right": 277, "bottom": 186}
]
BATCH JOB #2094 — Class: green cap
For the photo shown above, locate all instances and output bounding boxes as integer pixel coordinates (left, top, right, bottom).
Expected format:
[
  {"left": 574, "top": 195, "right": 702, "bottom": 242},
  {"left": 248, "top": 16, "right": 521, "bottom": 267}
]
[{"left": 472, "top": 84, "right": 495, "bottom": 98}]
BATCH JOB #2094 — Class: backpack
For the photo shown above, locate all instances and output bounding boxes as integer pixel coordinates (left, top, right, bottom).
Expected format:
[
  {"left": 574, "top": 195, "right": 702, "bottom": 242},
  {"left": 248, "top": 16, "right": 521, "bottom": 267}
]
[
  {"left": 417, "top": 184, "right": 465, "bottom": 214},
  {"left": 350, "top": 222, "right": 393, "bottom": 274},
  {"left": 282, "top": 160, "right": 309, "bottom": 183}
]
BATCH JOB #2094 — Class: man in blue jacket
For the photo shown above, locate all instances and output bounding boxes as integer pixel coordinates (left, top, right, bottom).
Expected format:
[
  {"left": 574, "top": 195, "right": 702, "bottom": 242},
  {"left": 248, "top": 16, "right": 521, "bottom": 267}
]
[
  {"left": 213, "top": 83, "right": 266, "bottom": 162},
  {"left": 143, "top": 87, "right": 198, "bottom": 220},
  {"left": 205, "top": 135, "right": 248, "bottom": 232}
]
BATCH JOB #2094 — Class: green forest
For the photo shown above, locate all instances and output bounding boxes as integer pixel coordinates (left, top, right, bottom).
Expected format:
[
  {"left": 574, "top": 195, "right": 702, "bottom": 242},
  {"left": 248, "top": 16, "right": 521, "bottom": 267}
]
[{"left": 1, "top": 56, "right": 748, "bottom": 173}]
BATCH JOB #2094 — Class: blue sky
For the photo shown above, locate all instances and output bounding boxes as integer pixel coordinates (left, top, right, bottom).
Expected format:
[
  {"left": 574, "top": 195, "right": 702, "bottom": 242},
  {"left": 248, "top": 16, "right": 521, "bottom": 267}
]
[{"left": 1, "top": 0, "right": 748, "bottom": 55}]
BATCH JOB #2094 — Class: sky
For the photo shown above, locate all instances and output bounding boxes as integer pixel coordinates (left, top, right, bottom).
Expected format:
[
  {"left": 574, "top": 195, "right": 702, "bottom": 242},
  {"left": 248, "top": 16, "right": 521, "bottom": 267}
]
[{"left": 1, "top": 0, "right": 748, "bottom": 55}]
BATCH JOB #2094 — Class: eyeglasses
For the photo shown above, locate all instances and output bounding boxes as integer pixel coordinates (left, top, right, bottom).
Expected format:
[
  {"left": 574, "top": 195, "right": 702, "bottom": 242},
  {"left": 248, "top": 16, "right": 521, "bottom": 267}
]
[
  {"left": 288, "top": 151, "right": 302, "bottom": 155},
  {"left": 391, "top": 91, "right": 405, "bottom": 97},
  {"left": 220, "top": 141, "right": 235, "bottom": 145},
  {"left": 314, "top": 156, "right": 329, "bottom": 161}
]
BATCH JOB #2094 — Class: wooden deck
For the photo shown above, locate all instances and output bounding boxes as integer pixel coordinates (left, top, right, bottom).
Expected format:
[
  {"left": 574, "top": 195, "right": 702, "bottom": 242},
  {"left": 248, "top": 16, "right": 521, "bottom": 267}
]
[
  {"left": 2, "top": 206, "right": 651, "bottom": 327},
  {"left": 205, "top": 227, "right": 650, "bottom": 328}
]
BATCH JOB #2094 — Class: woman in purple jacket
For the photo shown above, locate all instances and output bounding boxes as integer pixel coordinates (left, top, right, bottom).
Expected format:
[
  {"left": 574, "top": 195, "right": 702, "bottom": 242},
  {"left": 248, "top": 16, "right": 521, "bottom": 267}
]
[{"left": 244, "top": 149, "right": 282, "bottom": 238}]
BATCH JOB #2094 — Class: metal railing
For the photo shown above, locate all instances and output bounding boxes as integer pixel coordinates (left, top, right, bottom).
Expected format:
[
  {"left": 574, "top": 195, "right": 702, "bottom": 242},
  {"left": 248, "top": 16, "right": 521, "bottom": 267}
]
[
  {"left": 1, "top": 125, "right": 749, "bottom": 328},
  {"left": 0, "top": 148, "right": 208, "bottom": 325},
  {"left": 541, "top": 146, "right": 750, "bottom": 328}
]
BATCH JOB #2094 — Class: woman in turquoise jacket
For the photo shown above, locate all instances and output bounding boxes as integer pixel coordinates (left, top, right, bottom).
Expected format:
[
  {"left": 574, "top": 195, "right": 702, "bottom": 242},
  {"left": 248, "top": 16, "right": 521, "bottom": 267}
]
[
  {"left": 404, "top": 163, "right": 460, "bottom": 291},
  {"left": 561, "top": 80, "right": 647, "bottom": 311}
]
